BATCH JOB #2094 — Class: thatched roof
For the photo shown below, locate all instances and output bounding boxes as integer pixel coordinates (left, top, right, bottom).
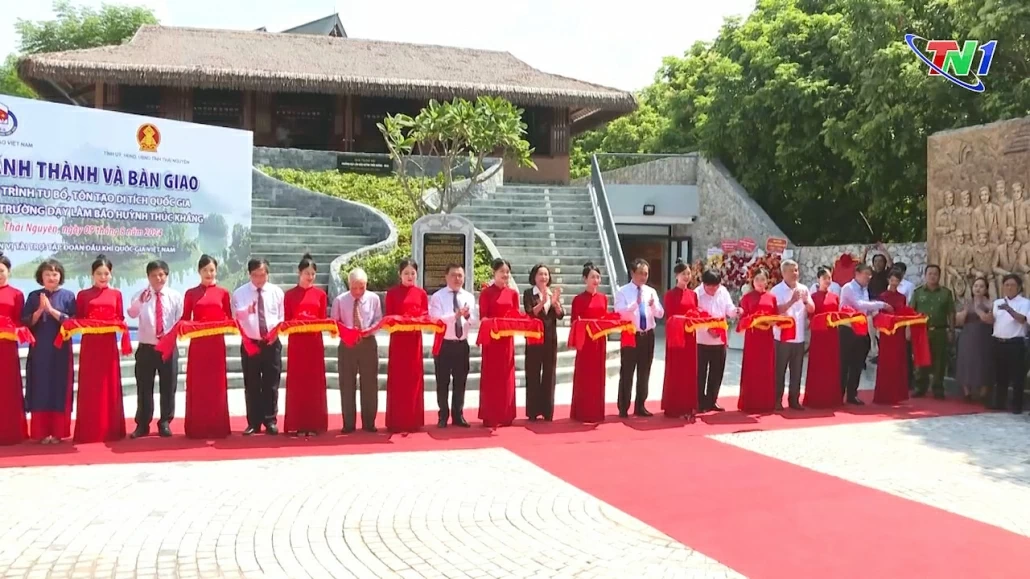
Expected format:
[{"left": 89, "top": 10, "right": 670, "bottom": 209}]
[{"left": 18, "top": 25, "right": 637, "bottom": 113}]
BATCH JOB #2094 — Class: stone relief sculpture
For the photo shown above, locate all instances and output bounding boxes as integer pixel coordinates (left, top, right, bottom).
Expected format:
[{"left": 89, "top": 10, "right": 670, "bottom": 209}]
[
  {"left": 945, "top": 229, "right": 973, "bottom": 299},
  {"left": 927, "top": 116, "right": 1030, "bottom": 275},
  {"left": 973, "top": 186, "right": 1002, "bottom": 244},
  {"left": 970, "top": 230, "right": 997, "bottom": 300},
  {"left": 992, "top": 226, "right": 1021, "bottom": 298}
]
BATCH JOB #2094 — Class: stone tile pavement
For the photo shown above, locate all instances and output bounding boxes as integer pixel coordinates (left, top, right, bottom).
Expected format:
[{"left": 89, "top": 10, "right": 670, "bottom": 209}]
[
  {"left": 0, "top": 449, "right": 743, "bottom": 579},
  {"left": 712, "top": 413, "right": 1030, "bottom": 538}
]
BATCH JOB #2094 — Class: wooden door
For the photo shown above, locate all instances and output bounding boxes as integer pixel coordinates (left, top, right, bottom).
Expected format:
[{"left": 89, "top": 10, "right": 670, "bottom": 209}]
[{"left": 620, "top": 238, "right": 666, "bottom": 292}]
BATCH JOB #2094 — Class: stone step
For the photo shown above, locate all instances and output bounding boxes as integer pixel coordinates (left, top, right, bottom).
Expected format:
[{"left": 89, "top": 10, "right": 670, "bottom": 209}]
[
  {"left": 460, "top": 205, "right": 591, "bottom": 217},
  {"left": 502, "top": 250, "right": 607, "bottom": 262},
  {"left": 494, "top": 240, "right": 603, "bottom": 251},
  {"left": 262, "top": 253, "right": 341, "bottom": 265},
  {"left": 254, "top": 207, "right": 300, "bottom": 217},
  {"left": 495, "top": 187, "right": 589, "bottom": 196},
  {"left": 486, "top": 230, "right": 602, "bottom": 241},
  {"left": 267, "top": 272, "right": 332, "bottom": 282},
  {"left": 251, "top": 234, "right": 376, "bottom": 248},
  {"left": 251, "top": 216, "right": 344, "bottom": 227},
  {"left": 475, "top": 221, "right": 598, "bottom": 232},
  {"left": 457, "top": 212, "right": 595, "bottom": 224},
  {"left": 467, "top": 198, "right": 588, "bottom": 209},
  {"left": 251, "top": 224, "right": 359, "bottom": 236}
]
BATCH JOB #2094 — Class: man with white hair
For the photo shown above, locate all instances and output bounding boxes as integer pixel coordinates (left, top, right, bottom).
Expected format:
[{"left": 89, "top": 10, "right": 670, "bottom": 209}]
[
  {"left": 770, "top": 259, "right": 814, "bottom": 410},
  {"left": 330, "top": 268, "right": 383, "bottom": 433}
]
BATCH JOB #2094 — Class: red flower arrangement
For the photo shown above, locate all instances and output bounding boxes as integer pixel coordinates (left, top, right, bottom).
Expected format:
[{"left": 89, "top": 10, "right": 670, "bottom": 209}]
[
  {"left": 722, "top": 253, "right": 752, "bottom": 291},
  {"left": 746, "top": 253, "right": 783, "bottom": 286}
]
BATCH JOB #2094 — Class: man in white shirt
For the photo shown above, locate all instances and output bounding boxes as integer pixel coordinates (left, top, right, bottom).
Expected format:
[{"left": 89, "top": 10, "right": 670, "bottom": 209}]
[
  {"left": 428, "top": 263, "right": 477, "bottom": 428},
  {"left": 770, "top": 259, "right": 815, "bottom": 410},
  {"left": 839, "top": 264, "right": 893, "bottom": 405},
  {"left": 614, "top": 258, "right": 665, "bottom": 417},
  {"left": 331, "top": 268, "right": 383, "bottom": 433},
  {"left": 127, "top": 260, "right": 183, "bottom": 438},
  {"left": 894, "top": 262, "right": 916, "bottom": 302},
  {"left": 695, "top": 269, "right": 742, "bottom": 411},
  {"left": 988, "top": 273, "right": 1030, "bottom": 413},
  {"left": 233, "top": 258, "right": 286, "bottom": 436}
]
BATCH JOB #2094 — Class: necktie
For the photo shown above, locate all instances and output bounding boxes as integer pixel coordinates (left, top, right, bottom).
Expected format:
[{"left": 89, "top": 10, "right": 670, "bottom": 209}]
[
  {"left": 154, "top": 290, "right": 164, "bottom": 337},
  {"left": 453, "top": 291, "right": 463, "bottom": 339},
  {"left": 638, "top": 286, "right": 647, "bottom": 331},
  {"left": 257, "top": 287, "right": 268, "bottom": 336},
  {"left": 352, "top": 296, "right": 363, "bottom": 330}
]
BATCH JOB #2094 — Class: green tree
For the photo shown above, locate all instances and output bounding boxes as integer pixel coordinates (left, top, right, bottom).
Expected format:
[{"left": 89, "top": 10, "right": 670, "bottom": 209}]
[
  {"left": 573, "top": 0, "right": 1030, "bottom": 245},
  {"left": 379, "top": 97, "right": 536, "bottom": 215},
  {"left": 1, "top": 1, "right": 158, "bottom": 99}
]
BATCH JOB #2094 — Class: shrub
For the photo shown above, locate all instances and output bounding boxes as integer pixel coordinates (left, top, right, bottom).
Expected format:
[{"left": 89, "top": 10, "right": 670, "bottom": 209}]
[{"left": 262, "top": 168, "right": 491, "bottom": 290}]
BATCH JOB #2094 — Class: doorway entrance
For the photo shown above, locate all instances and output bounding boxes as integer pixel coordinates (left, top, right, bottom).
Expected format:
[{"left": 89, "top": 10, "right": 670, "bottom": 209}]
[{"left": 618, "top": 233, "right": 693, "bottom": 294}]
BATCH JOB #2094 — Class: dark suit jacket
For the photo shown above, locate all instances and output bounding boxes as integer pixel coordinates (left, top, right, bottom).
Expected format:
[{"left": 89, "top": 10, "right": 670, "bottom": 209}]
[{"left": 523, "top": 288, "right": 564, "bottom": 345}]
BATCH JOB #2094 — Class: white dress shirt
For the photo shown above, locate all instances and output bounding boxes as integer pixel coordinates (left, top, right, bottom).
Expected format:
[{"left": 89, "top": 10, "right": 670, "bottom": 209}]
[
  {"left": 127, "top": 286, "right": 183, "bottom": 345},
  {"left": 615, "top": 282, "right": 664, "bottom": 333},
  {"left": 809, "top": 281, "right": 841, "bottom": 296},
  {"left": 429, "top": 287, "right": 478, "bottom": 341},
  {"left": 770, "top": 281, "right": 813, "bottom": 343},
  {"left": 233, "top": 282, "right": 285, "bottom": 340},
  {"left": 898, "top": 279, "right": 916, "bottom": 303},
  {"left": 694, "top": 285, "right": 738, "bottom": 346},
  {"left": 840, "top": 280, "right": 887, "bottom": 314},
  {"left": 992, "top": 296, "right": 1030, "bottom": 339},
  {"left": 331, "top": 291, "right": 383, "bottom": 330}
]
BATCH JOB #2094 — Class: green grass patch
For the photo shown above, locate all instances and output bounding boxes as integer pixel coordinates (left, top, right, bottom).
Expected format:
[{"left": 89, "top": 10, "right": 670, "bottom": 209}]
[{"left": 261, "top": 168, "right": 492, "bottom": 290}]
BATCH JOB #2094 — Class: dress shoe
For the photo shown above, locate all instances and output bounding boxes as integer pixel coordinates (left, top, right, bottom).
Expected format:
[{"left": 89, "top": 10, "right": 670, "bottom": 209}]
[
  {"left": 341, "top": 426, "right": 356, "bottom": 434},
  {"left": 362, "top": 425, "right": 378, "bottom": 433},
  {"left": 452, "top": 416, "right": 470, "bottom": 428},
  {"left": 437, "top": 418, "right": 448, "bottom": 428},
  {"left": 617, "top": 411, "right": 629, "bottom": 418},
  {"left": 243, "top": 426, "right": 259, "bottom": 436},
  {"left": 543, "top": 415, "right": 553, "bottom": 422},
  {"left": 774, "top": 401, "right": 784, "bottom": 411},
  {"left": 158, "top": 423, "right": 173, "bottom": 437},
  {"left": 710, "top": 404, "right": 725, "bottom": 412},
  {"left": 846, "top": 397, "right": 865, "bottom": 406},
  {"left": 634, "top": 407, "right": 653, "bottom": 417},
  {"left": 912, "top": 390, "right": 927, "bottom": 398},
  {"left": 789, "top": 402, "right": 805, "bottom": 411},
  {"left": 130, "top": 427, "right": 149, "bottom": 439},
  {"left": 932, "top": 392, "right": 946, "bottom": 400},
  {"left": 264, "top": 424, "right": 279, "bottom": 436}
]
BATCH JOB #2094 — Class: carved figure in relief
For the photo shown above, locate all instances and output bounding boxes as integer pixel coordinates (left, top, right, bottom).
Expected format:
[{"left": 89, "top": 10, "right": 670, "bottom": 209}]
[
  {"left": 973, "top": 186, "right": 1002, "bottom": 244},
  {"left": 933, "top": 190, "right": 956, "bottom": 264},
  {"left": 992, "top": 226, "right": 1021, "bottom": 298},
  {"left": 954, "top": 190, "right": 974, "bottom": 239},
  {"left": 995, "top": 179, "right": 1009, "bottom": 205},
  {"left": 1009, "top": 181, "right": 1030, "bottom": 243},
  {"left": 970, "top": 230, "right": 997, "bottom": 300},
  {"left": 946, "top": 229, "right": 973, "bottom": 300}
]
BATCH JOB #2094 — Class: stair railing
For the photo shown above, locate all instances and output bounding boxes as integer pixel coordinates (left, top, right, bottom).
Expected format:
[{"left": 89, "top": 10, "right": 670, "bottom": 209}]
[{"left": 587, "top": 154, "right": 628, "bottom": 303}]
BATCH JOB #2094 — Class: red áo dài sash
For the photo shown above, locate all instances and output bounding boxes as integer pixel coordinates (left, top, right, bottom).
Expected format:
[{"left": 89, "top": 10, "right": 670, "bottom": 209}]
[
  {"left": 737, "top": 313, "right": 796, "bottom": 341},
  {"left": 0, "top": 317, "right": 34, "bottom": 345},
  {"left": 810, "top": 307, "right": 869, "bottom": 336},
  {"left": 568, "top": 314, "right": 636, "bottom": 350},
  {"left": 873, "top": 310, "right": 931, "bottom": 367},
  {"left": 667, "top": 309, "right": 729, "bottom": 348},
  {"left": 477, "top": 315, "right": 545, "bottom": 347},
  {"left": 263, "top": 318, "right": 341, "bottom": 343},
  {"left": 155, "top": 319, "right": 240, "bottom": 361},
  {"left": 54, "top": 318, "right": 132, "bottom": 354}
]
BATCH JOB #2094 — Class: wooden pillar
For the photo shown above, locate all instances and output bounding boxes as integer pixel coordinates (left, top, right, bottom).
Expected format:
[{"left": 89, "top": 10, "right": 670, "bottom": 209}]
[
  {"left": 94, "top": 82, "right": 105, "bottom": 109},
  {"left": 344, "top": 95, "right": 354, "bottom": 152},
  {"left": 550, "top": 108, "right": 569, "bottom": 155},
  {"left": 103, "top": 84, "right": 120, "bottom": 111},
  {"left": 242, "top": 91, "right": 255, "bottom": 131},
  {"left": 333, "top": 95, "right": 346, "bottom": 151},
  {"left": 255, "top": 92, "right": 273, "bottom": 146}
]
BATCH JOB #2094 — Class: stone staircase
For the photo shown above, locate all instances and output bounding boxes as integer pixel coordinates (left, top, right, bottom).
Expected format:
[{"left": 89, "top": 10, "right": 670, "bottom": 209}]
[
  {"left": 21, "top": 334, "right": 621, "bottom": 394},
  {"left": 455, "top": 185, "right": 614, "bottom": 321},
  {"left": 251, "top": 192, "right": 379, "bottom": 294}
]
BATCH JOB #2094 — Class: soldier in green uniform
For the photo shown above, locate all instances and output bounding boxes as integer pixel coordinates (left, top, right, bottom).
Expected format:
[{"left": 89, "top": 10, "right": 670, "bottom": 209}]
[{"left": 910, "top": 264, "right": 956, "bottom": 398}]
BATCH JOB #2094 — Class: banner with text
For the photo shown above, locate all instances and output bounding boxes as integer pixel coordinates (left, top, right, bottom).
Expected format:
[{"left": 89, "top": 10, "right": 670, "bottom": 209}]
[{"left": 0, "top": 95, "right": 253, "bottom": 318}]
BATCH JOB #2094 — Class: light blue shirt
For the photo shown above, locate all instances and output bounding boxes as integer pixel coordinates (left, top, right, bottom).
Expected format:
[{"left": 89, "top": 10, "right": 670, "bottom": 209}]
[
  {"left": 331, "top": 291, "right": 383, "bottom": 330},
  {"left": 840, "top": 280, "right": 886, "bottom": 314}
]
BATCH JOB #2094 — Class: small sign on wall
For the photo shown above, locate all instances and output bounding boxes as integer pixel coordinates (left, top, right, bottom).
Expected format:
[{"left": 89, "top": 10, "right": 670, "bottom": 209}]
[
  {"left": 738, "top": 237, "right": 757, "bottom": 253},
  {"left": 720, "top": 239, "right": 739, "bottom": 253},
  {"left": 765, "top": 237, "right": 788, "bottom": 254}
]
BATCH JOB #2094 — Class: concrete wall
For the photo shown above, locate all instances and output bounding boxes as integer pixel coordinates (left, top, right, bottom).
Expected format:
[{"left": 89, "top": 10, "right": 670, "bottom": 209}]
[
  {"left": 253, "top": 147, "right": 338, "bottom": 171},
  {"left": 597, "top": 155, "right": 699, "bottom": 186},
  {"left": 608, "top": 184, "right": 699, "bottom": 223}
]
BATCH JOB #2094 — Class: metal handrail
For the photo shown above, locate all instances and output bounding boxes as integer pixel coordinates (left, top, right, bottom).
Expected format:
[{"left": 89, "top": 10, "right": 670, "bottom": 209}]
[{"left": 588, "top": 154, "right": 628, "bottom": 302}]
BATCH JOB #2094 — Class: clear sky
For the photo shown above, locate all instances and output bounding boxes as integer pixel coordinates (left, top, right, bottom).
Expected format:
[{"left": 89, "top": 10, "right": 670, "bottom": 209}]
[{"left": 0, "top": 0, "right": 755, "bottom": 92}]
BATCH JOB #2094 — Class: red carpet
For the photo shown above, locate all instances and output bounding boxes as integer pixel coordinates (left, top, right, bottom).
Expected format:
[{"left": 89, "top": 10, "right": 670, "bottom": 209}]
[
  {"left": 0, "top": 392, "right": 984, "bottom": 468},
  {"left": 516, "top": 436, "right": 1030, "bottom": 579}
]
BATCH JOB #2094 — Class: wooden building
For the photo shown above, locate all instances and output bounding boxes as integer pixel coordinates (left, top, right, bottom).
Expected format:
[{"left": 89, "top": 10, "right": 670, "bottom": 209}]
[{"left": 16, "top": 15, "right": 636, "bottom": 184}]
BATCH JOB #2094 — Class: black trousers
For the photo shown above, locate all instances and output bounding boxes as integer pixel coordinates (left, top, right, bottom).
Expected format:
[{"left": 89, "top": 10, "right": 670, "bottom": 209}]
[
  {"left": 839, "top": 327, "right": 869, "bottom": 400},
  {"left": 697, "top": 344, "right": 727, "bottom": 408},
  {"left": 618, "top": 330, "right": 655, "bottom": 413},
  {"left": 525, "top": 339, "right": 558, "bottom": 420},
  {"left": 993, "top": 338, "right": 1026, "bottom": 412},
  {"left": 241, "top": 339, "right": 282, "bottom": 428},
  {"left": 134, "top": 343, "right": 178, "bottom": 429},
  {"left": 434, "top": 340, "right": 470, "bottom": 421}
]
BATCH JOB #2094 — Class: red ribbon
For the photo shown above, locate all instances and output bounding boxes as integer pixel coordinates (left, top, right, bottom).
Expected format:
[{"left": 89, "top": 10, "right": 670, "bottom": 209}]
[
  {"left": 54, "top": 318, "right": 132, "bottom": 355},
  {"left": 476, "top": 315, "right": 545, "bottom": 347},
  {"left": 811, "top": 307, "right": 869, "bottom": 336},
  {"left": 738, "top": 313, "right": 796, "bottom": 341},
  {"left": 0, "top": 317, "right": 34, "bottom": 345},
  {"left": 336, "top": 315, "right": 447, "bottom": 354},
  {"left": 873, "top": 309, "right": 931, "bottom": 367},
  {"left": 156, "top": 319, "right": 241, "bottom": 361},
  {"left": 666, "top": 310, "right": 729, "bottom": 347},
  {"left": 568, "top": 314, "right": 636, "bottom": 350}
]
